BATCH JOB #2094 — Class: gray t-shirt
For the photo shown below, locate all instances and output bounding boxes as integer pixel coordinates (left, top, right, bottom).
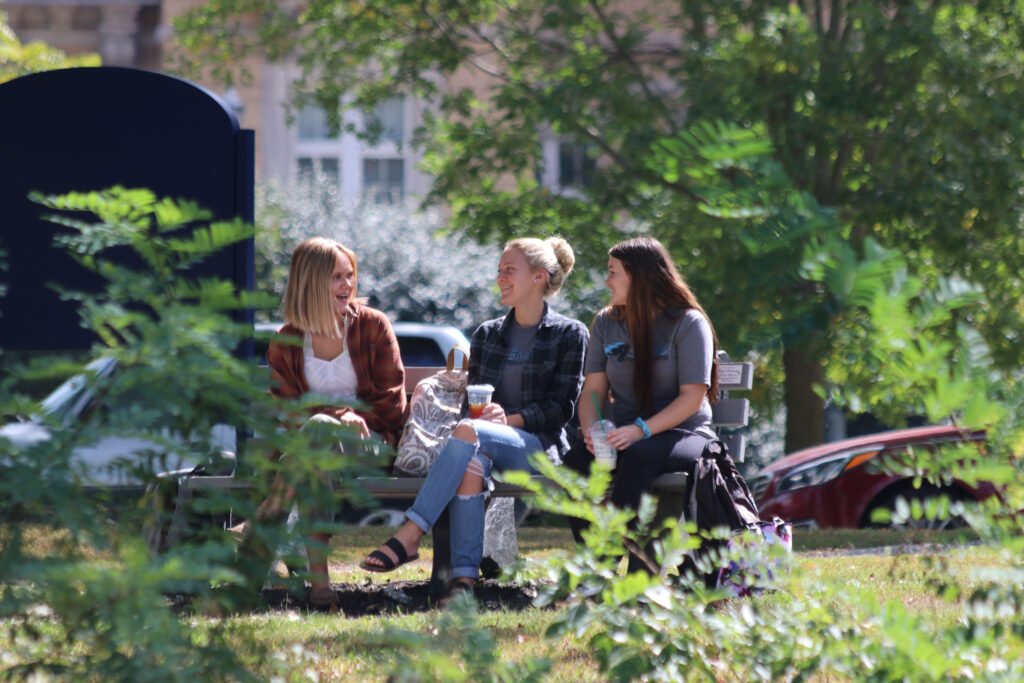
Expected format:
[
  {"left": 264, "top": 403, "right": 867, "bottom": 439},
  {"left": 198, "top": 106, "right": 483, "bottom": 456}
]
[
  {"left": 493, "top": 320, "right": 541, "bottom": 414},
  {"left": 584, "top": 307, "right": 713, "bottom": 429}
]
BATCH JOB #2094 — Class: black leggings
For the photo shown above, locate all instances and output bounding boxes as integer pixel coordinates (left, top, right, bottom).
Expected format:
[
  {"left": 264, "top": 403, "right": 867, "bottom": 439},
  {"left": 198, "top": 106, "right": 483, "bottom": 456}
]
[{"left": 562, "top": 426, "right": 715, "bottom": 572}]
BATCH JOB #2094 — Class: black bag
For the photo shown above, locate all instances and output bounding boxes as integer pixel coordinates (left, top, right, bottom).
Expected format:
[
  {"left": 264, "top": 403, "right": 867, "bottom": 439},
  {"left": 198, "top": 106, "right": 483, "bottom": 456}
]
[
  {"left": 682, "top": 439, "right": 764, "bottom": 587},
  {"left": 688, "top": 439, "right": 761, "bottom": 532}
]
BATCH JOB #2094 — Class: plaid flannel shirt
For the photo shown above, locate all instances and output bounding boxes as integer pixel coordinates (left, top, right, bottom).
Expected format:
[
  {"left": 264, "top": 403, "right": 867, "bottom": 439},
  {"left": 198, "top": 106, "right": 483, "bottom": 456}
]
[{"left": 468, "top": 303, "right": 588, "bottom": 459}]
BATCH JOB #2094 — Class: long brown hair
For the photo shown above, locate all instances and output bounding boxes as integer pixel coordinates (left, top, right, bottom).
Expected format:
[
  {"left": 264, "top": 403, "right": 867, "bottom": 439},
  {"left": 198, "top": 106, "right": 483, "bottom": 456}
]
[{"left": 607, "top": 237, "right": 719, "bottom": 413}]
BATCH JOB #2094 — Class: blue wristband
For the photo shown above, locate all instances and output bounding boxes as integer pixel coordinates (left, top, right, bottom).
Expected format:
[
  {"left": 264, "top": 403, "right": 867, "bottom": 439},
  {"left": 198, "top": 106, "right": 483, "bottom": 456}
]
[{"left": 633, "top": 417, "right": 652, "bottom": 439}]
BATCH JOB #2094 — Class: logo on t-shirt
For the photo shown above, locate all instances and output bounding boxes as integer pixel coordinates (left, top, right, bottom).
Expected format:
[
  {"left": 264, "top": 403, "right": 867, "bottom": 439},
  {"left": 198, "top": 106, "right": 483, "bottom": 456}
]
[
  {"left": 506, "top": 348, "right": 532, "bottom": 364},
  {"left": 605, "top": 342, "right": 669, "bottom": 361},
  {"left": 605, "top": 342, "right": 630, "bottom": 361}
]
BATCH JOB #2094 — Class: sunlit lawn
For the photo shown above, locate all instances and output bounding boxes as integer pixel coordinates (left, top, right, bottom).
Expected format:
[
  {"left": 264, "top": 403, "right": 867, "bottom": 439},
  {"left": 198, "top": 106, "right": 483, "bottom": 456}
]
[
  {"left": 8, "top": 522, "right": 1013, "bottom": 681},
  {"left": 193, "top": 523, "right": 1006, "bottom": 681}
]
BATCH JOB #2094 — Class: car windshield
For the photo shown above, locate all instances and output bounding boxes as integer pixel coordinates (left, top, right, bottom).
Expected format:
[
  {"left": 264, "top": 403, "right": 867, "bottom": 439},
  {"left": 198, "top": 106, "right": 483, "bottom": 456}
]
[{"left": 36, "top": 357, "right": 116, "bottom": 425}]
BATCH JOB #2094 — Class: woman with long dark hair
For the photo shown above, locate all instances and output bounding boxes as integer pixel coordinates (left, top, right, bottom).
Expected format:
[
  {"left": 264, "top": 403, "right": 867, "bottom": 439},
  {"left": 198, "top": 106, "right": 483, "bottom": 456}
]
[{"left": 565, "top": 236, "right": 724, "bottom": 572}]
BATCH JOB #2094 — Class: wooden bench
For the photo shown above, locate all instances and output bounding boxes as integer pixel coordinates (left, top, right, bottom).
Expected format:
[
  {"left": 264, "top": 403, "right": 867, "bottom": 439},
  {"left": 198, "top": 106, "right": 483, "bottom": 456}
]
[{"left": 170, "top": 353, "right": 753, "bottom": 595}]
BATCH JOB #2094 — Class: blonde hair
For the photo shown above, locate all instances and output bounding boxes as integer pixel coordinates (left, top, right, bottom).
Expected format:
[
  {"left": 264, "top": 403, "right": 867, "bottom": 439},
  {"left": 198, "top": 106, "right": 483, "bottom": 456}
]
[
  {"left": 281, "top": 237, "right": 358, "bottom": 338},
  {"left": 505, "top": 236, "right": 575, "bottom": 297}
]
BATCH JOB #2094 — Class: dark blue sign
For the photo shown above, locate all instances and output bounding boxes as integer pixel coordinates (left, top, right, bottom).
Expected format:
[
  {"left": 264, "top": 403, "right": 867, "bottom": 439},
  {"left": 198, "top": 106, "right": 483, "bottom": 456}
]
[{"left": 0, "top": 66, "right": 254, "bottom": 351}]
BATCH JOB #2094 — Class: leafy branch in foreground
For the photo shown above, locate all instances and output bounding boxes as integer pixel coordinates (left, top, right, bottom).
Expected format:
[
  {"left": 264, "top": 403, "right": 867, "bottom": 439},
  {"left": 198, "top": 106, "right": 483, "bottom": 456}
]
[
  {"left": 0, "top": 188, "right": 384, "bottom": 678},
  {"left": 383, "top": 321, "right": 1022, "bottom": 682},
  {"left": 509, "top": 452, "right": 1023, "bottom": 682}
]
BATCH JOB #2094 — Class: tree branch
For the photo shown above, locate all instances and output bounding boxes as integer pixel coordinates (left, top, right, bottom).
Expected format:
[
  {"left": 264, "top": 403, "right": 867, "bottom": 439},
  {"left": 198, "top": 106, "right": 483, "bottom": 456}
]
[{"left": 587, "top": 0, "right": 679, "bottom": 135}]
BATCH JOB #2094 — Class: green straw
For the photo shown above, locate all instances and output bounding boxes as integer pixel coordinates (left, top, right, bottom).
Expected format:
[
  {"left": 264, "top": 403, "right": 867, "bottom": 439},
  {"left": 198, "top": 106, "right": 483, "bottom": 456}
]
[{"left": 591, "top": 393, "right": 607, "bottom": 436}]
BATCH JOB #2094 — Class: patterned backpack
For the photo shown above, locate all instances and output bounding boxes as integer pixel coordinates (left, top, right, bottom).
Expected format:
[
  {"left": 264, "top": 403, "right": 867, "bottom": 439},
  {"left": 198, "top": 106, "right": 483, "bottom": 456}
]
[{"left": 393, "top": 346, "right": 469, "bottom": 477}]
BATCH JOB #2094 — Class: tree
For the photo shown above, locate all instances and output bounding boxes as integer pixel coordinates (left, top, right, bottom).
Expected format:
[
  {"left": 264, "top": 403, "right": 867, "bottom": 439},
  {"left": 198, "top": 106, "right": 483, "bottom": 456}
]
[
  {"left": 174, "top": 0, "right": 1024, "bottom": 451},
  {"left": 0, "top": 187, "right": 394, "bottom": 675},
  {"left": 254, "top": 178, "right": 512, "bottom": 332},
  {"left": 0, "top": 10, "right": 100, "bottom": 83},
  {"left": 0, "top": 189, "right": 268, "bottom": 677}
]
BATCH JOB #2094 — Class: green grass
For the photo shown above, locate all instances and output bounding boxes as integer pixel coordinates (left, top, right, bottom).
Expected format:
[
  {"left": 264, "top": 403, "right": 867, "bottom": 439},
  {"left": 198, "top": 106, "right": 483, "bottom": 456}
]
[
  {"left": 3, "top": 523, "right": 1016, "bottom": 681},
  {"left": 791, "top": 526, "right": 979, "bottom": 552},
  {"left": 212, "top": 524, "right": 1010, "bottom": 680}
]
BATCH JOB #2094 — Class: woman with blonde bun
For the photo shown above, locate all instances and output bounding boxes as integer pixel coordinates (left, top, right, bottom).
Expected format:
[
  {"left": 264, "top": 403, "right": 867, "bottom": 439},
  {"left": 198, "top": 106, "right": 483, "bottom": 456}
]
[{"left": 360, "top": 236, "right": 588, "bottom": 602}]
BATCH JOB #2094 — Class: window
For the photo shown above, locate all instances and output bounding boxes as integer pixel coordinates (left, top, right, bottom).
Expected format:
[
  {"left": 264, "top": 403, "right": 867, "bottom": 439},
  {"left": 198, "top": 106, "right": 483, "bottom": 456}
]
[
  {"left": 363, "top": 158, "right": 404, "bottom": 203},
  {"left": 363, "top": 97, "right": 405, "bottom": 144},
  {"left": 559, "top": 141, "right": 597, "bottom": 188},
  {"left": 295, "top": 102, "right": 342, "bottom": 193},
  {"left": 297, "top": 157, "right": 340, "bottom": 184},
  {"left": 289, "top": 94, "right": 416, "bottom": 201},
  {"left": 296, "top": 105, "right": 337, "bottom": 141}
]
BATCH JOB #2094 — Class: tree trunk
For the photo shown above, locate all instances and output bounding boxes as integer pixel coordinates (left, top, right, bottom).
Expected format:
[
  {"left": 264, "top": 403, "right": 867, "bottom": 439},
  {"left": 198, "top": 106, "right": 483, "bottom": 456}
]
[{"left": 783, "top": 344, "right": 826, "bottom": 453}]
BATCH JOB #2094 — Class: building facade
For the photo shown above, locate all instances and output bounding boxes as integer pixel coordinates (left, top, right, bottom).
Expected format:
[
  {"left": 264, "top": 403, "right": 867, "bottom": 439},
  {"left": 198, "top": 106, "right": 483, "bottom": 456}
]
[{"left": 6, "top": 0, "right": 591, "bottom": 202}]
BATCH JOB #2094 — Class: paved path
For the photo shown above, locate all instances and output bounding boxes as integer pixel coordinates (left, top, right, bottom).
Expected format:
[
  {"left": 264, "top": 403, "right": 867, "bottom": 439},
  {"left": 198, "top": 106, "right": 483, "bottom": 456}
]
[{"left": 797, "top": 540, "right": 982, "bottom": 558}]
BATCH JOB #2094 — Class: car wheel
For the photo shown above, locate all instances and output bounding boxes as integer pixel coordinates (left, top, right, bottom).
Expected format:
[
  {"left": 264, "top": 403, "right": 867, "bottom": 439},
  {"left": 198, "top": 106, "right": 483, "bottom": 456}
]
[
  {"left": 865, "top": 484, "right": 967, "bottom": 530},
  {"left": 357, "top": 508, "right": 406, "bottom": 527}
]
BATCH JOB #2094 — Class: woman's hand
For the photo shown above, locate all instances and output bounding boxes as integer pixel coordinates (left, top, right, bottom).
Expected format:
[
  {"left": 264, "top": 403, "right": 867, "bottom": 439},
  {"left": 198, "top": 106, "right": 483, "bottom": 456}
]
[
  {"left": 478, "top": 402, "right": 507, "bottom": 425},
  {"left": 582, "top": 425, "right": 596, "bottom": 455},
  {"left": 337, "top": 411, "right": 371, "bottom": 439},
  {"left": 605, "top": 424, "right": 646, "bottom": 452}
]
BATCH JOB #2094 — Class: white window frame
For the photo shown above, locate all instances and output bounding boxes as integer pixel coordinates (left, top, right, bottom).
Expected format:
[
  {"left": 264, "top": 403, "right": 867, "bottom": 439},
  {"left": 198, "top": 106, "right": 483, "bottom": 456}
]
[
  {"left": 539, "top": 132, "right": 598, "bottom": 196},
  {"left": 291, "top": 97, "right": 410, "bottom": 202}
]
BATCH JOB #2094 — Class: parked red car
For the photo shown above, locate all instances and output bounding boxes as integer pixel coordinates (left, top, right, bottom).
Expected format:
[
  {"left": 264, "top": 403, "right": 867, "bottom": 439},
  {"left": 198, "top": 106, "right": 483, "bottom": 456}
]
[{"left": 750, "top": 425, "right": 1000, "bottom": 529}]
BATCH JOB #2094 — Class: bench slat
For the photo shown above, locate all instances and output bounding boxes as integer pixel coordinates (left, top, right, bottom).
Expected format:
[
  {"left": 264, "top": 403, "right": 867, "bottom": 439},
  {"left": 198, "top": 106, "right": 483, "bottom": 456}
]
[
  {"left": 405, "top": 362, "right": 753, "bottom": 393},
  {"left": 404, "top": 366, "right": 443, "bottom": 389},
  {"left": 710, "top": 397, "right": 749, "bottom": 428}
]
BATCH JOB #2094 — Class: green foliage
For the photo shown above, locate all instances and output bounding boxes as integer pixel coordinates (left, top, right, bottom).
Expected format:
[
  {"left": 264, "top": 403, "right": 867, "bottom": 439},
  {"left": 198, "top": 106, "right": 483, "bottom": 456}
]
[
  {"left": 174, "top": 0, "right": 1024, "bottom": 449},
  {"left": 378, "top": 255, "right": 1024, "bottom": 680},
  {"left": 0, "top": 188, "right": 384, "bottom": 677},
  {"left": 803, "top": 233, "right": 996, "bottom": 425},
  {"left": 0, "top": 10, "right": 100, "bottom": 83}
]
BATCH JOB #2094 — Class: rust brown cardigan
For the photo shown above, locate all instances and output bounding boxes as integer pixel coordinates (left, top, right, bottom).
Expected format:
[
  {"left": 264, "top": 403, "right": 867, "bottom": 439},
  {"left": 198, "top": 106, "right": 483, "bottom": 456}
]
[{"left": 266, "top": 303, "right": 407, "bottom": 447}]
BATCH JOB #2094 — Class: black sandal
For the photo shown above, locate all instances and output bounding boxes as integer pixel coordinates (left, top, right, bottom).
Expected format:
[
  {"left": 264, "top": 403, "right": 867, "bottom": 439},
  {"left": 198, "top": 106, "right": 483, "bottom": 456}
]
[{"left": 359, "top": 537, "right": 420, "bottom": 573}]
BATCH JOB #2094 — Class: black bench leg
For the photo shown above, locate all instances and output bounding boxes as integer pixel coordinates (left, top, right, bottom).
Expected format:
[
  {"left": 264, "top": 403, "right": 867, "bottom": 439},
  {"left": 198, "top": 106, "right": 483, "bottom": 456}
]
[{"left": 428, "top": 506, "right": 452, "bottom": 597}]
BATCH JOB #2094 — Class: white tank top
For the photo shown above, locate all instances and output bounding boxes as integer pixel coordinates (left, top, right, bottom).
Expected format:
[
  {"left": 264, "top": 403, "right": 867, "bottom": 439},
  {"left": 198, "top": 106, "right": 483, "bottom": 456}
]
[{"left": 303, "top": 330, "right": 358, "bottom": 402}]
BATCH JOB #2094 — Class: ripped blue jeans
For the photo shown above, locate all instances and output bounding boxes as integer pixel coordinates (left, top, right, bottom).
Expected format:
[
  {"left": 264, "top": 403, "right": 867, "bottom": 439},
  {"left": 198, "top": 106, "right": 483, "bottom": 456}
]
[{"left": 405, "top": 420, "right": 544, "bottom": 580}]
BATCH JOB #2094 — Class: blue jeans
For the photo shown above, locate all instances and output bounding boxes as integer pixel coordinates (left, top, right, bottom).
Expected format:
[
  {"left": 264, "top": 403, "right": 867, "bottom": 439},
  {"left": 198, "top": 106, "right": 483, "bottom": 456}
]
[{"left": 405, "top": 419, "right": 544, "bottom": 579}]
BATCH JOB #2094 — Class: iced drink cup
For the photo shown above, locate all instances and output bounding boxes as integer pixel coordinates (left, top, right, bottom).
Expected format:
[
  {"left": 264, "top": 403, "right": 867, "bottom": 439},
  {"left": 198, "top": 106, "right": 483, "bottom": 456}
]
[
  {"left": 467, "top": 384, "right": 494, "bottom": 419},
  {"left": 590, "top": 420, "right": 618, "bottom": 467}
]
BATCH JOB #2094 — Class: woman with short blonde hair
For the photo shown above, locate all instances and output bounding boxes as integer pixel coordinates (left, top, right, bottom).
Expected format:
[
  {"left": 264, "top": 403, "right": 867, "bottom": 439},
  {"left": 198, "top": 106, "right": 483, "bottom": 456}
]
[
  {"left": 281, "top": 237, "right": 360, "bottom": 338},
  {"left": 235, "top": 236, "right": 406, "bottom": 608}
]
